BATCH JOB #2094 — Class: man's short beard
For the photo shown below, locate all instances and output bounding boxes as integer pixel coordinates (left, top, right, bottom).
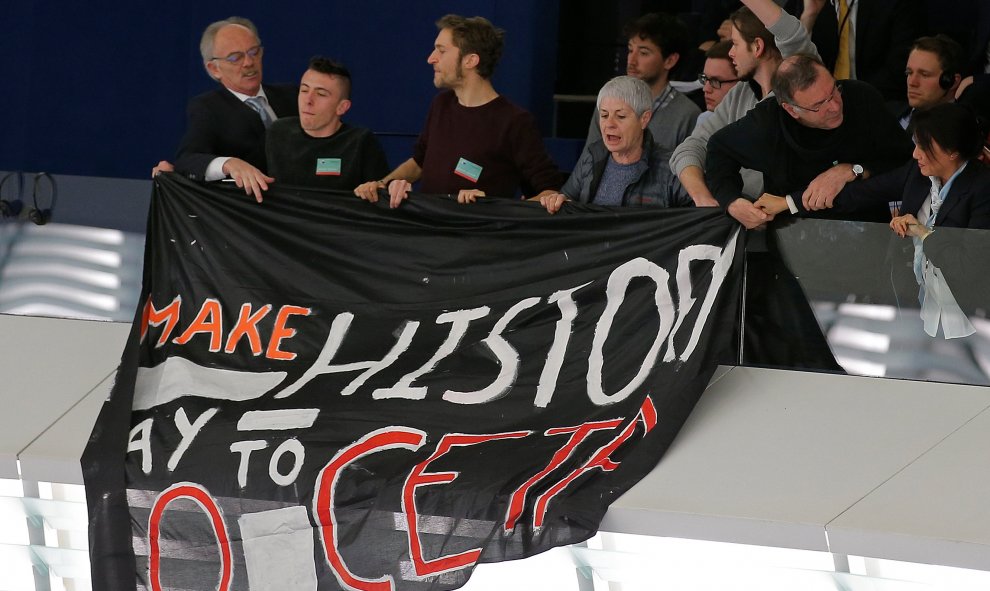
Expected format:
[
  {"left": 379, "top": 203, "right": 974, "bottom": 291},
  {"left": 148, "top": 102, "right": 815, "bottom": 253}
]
[
  {"left": 436, "top": 62, "right": 465, "bottom": 89},
  {"left": 638, "top": 72, "right": 660, "bottom": 87}
]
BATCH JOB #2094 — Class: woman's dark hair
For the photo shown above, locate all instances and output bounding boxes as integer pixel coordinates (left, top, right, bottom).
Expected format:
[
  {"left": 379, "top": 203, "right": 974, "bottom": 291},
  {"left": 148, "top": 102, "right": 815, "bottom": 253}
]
[{"left": 911, "top": 103, "right": 983, "bottom": 161}]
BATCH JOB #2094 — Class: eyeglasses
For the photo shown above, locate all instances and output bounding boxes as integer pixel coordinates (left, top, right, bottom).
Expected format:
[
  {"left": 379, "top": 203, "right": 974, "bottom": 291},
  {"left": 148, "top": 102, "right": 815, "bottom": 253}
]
[
  {"left": 790, "top": 82, "right": 842, "bottom": 112},
  {"left": 210, "top": 45, "right": 263, "bottom": 65},
  {"left": 698, "top": 73, "right": 739, "bottom": 90}
]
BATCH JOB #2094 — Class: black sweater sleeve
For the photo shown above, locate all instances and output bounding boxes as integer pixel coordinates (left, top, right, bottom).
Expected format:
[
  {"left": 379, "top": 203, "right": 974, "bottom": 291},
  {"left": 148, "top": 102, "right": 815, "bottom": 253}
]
[{"left": 706, "top": 109, "right": 773, "bottom": 207}]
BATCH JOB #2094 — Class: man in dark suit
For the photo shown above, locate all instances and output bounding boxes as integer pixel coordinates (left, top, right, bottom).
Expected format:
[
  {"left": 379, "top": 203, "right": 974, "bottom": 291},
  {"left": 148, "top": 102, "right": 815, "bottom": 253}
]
[
  {"left": 797, "top": 0, "right": 923, "bottom": 102},
  {"left": 165, "top": 17, "right": 297, "bottom": 202}
]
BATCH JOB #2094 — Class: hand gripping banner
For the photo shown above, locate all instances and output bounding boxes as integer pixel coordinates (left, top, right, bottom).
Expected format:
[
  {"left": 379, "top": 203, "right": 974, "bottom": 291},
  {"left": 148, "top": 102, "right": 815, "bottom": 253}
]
[{"left": 83, "top": 174, "right": 743, "bottom": 590}]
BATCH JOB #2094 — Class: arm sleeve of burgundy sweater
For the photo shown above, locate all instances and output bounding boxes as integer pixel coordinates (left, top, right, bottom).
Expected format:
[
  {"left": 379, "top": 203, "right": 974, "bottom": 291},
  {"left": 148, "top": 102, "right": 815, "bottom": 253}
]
[{"left": 509, "top": 110, "right": 562, "bottom": 197}]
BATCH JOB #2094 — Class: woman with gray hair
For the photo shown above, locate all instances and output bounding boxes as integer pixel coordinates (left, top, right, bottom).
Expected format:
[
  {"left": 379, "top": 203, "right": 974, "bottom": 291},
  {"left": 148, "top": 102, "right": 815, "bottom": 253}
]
[{"left": 538, "top": 76, "right": 690, "bottom": 213}]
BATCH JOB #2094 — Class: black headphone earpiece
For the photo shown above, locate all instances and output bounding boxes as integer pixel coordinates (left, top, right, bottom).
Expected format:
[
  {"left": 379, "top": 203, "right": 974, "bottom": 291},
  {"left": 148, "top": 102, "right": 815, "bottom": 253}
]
[
  {"left": 29, "top": 172, "right": 57, "bottom": 225},
  {"left": 939, "top": 71, "right": 956, "bottom": 90},
  {"left": 29, "top": 207, "right": 49, "bottom": 225},
  {"left": 0, "top": 171, "right": 24, "bottom": 219}
]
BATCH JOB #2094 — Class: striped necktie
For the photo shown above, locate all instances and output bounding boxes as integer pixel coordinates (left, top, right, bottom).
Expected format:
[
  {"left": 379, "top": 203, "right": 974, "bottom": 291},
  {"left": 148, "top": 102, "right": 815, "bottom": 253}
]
[{"left": 245, "top": 96, "right": 274, "bottom": 128}]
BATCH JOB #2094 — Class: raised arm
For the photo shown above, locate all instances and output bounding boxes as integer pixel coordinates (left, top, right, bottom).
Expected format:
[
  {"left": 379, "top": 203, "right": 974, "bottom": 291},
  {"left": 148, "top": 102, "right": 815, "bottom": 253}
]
[
  {"left": 799, "top": 0, "right": 828, "bottom": 33},
  {"left": 740, "top": 0, "right": 785, "bottom": 28}
]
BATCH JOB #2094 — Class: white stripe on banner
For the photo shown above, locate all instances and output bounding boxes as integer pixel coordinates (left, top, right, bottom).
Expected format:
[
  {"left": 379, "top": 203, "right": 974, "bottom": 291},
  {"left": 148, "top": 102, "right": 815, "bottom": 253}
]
[
  {"left": 133, "top": 357, "right": 286, "bottom": 410},
  {"left": 237, "top": 409, "right": 320, "bottom": 431},
  {"left": 239, "top": 506, "right": 318, "bottom": 590}
]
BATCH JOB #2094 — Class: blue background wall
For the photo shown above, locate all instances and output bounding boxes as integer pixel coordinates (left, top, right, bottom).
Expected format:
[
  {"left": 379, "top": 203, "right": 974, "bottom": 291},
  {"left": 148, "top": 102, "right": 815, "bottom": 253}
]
[{"left": 0, "top": 1, "right": 560, "bottom": 180}]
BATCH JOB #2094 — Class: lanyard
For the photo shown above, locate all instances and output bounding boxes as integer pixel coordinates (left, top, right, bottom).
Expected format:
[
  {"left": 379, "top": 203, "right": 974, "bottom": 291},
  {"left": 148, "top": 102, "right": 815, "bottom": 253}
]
[{"left": 650, "top": 85, "right": 676, "bottom": 119}]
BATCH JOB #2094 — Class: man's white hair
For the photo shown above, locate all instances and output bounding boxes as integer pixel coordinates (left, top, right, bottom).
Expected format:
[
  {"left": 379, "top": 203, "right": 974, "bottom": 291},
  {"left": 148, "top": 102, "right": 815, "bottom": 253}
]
[{"left": 199, "top": 16, "right": 260, "bottom": 75}]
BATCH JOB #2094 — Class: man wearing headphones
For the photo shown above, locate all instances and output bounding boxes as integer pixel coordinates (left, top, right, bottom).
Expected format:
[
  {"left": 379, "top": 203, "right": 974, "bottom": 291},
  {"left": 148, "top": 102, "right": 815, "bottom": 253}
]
[{"left": 899, "top": 35, "right": 965, "bottom": 130}]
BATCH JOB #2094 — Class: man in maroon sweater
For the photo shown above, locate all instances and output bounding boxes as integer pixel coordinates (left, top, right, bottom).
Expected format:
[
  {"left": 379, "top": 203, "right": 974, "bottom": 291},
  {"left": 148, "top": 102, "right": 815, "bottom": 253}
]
[{"left": 353, "top": 14, "right": 561, "bottom": 208}]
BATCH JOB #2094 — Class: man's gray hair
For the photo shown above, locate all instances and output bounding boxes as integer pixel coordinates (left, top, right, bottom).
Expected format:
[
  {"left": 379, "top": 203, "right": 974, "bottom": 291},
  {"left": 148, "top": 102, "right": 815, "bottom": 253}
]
[
  {"left": 199, "top": 16, "right": 260, "bottom": 73},
  {"left": 596, "top": 76, "right": 653, "bottom": 117},
  {"left": 772, "top": 53, "right": 826, "bottom": 106}
]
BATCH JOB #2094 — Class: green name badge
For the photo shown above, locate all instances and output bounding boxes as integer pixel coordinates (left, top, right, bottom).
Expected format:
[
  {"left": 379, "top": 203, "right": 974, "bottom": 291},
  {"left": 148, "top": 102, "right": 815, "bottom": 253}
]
[
  {"left": 316, "top": 158, "right": 342, "bottom": 176},
  {"left": 454, "top": 157, "right": 483, "bottom": 183}
]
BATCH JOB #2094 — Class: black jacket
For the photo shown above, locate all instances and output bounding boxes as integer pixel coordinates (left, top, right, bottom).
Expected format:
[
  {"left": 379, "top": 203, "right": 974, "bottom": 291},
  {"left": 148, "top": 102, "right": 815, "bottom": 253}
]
[
  {"left": 805, "top": 159, "right": 990, "bottom": 229},
  {"left": 174, "top": 83, "right": 298, "bottom": 180},
  {"left": 802, "top": 0, "right": 922, "bottom": 101}
]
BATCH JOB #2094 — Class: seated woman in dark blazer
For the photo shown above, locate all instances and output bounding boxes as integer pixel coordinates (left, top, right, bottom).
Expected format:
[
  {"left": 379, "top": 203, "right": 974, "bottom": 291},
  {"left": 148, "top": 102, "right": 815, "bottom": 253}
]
[{"left": 755, "top": 103, "right": 990, "bottom": 237}]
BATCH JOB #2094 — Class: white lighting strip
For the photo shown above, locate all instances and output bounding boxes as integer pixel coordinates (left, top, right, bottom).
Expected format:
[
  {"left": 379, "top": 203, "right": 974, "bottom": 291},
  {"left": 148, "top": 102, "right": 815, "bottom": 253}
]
[
  {"left": 828, "top": 325, "right": 892, "bottom": 353},
  {"left": 837, "top": 303, "right": 898, "bottom": 322}
]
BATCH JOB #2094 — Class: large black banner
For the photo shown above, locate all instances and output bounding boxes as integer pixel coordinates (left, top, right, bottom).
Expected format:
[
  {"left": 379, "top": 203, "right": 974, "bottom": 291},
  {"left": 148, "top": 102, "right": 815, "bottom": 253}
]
[{"left": 84, "top": 174, "right": 743, "bottom": 591}]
